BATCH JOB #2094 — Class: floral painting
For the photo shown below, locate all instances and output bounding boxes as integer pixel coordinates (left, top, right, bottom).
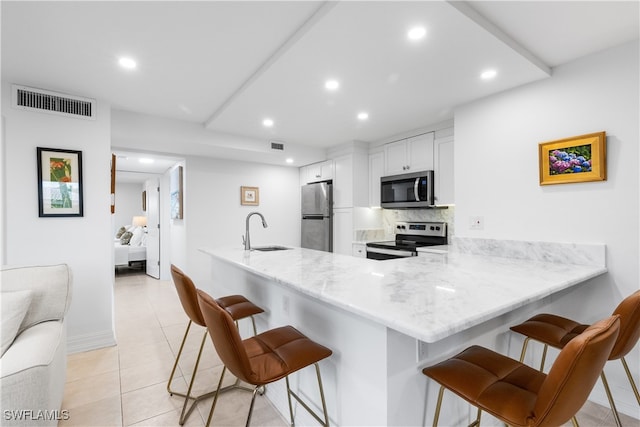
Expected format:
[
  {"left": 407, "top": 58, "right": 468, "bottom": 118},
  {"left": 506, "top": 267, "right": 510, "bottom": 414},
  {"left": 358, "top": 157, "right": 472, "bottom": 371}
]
[
  {"left": 539, "top": 132, "right": 606, "bottom": 185},
  {"left": 37, "top": 147, "right": 83, "bottom": 216}
]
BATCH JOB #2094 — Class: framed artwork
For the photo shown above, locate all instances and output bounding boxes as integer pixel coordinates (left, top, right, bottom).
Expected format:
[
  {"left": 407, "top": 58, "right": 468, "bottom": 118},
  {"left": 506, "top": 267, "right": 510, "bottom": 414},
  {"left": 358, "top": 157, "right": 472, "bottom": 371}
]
[
  {"left": 37, "top": 147, "right": 83, "bottom": 217},
  {"left": 539, "top": 131, "right": 606, "bottom": 185},
  {"left": 241, "top": 186, "right": 259, "bottom": 206},
  {"left": 170, "top": 166, "right": 183, "bottom": 219}
]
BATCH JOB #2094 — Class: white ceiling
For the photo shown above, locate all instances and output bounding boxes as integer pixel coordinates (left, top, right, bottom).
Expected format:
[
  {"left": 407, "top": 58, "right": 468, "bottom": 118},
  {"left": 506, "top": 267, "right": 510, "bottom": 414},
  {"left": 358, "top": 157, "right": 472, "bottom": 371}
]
[{"left": 2, "top": 1, "right": 638, "bottom": 172}]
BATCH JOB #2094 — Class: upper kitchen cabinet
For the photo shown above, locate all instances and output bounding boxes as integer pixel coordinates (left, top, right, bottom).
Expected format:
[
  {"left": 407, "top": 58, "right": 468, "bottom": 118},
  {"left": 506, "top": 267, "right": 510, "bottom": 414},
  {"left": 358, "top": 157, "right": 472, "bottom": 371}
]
[
  {"left": 433, "top": 135, "right": 454, "bottom": 205},
  {"left": 301, "top": 160, "right": 334, "bottom": 184},
  {"left": 384, "top": 133, "right": 434, "bottom": 175},
  {"left": 333, "top": 148, "right": 368, "bottom": 209},
  {"left": 368, "top": 151, "right": 384, "bottom": 208}
]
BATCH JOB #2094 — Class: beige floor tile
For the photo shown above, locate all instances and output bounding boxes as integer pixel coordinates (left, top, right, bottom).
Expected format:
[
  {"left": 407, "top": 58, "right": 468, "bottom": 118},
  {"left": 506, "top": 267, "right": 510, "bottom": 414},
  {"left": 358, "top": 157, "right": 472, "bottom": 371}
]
[
  {"left": 67, "top": 346, "right": 119, "bottom": 383},
  {"left": 118, "top": 339, "right": 175, "bottom": 371},
  {"left": 121, "top": 381, "right": 185, "bottom": 426},
  {"left": 127, "top": 407, "right": 204, "bottom": 427},
  {"left": 195, "top": 388, "right": 287, "bottom": 427},
  {"left": 62, "top": 370, "right": 121, "bottom": 410},
  {"left": 162, "top": 322, "right": 207, "bottom": 355},
  {"left": 176, "top": 341, "right": 223, "bottom": 377},
  {"left": 119, "top": 356, "right": 177, "bottom": 394},
  {"left": 59, "top": 395, "right": 122, "bottom": 427}
]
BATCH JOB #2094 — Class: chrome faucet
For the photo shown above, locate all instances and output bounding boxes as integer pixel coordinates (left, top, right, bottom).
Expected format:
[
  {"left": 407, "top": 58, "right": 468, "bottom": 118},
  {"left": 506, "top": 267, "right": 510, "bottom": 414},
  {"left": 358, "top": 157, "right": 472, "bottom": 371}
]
[{"left": 243, "top": 212, "right": 268, "bottom": 250}]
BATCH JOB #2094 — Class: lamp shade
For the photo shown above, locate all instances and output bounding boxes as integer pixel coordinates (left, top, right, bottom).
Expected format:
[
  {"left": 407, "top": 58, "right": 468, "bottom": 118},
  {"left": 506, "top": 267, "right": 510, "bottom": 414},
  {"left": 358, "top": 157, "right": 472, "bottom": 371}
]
[{"left": 132, "top": 216, "right": 147, "bottom": 227}]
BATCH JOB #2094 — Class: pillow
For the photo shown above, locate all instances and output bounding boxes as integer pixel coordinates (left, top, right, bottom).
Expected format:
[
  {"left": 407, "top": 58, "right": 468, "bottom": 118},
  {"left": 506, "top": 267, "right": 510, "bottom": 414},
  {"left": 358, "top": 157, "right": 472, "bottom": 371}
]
[
  {"left": 129, "top": 226, "right": 144, "bottom": 247},
  {"left": 115, "top": 226, "right": 127, "bottom": 238},
  {"left": 120, "top": 231, "right": 133, "bottom": 245},
  {"left": 1, "top": 290, "right": 33, "bottom": 357}
]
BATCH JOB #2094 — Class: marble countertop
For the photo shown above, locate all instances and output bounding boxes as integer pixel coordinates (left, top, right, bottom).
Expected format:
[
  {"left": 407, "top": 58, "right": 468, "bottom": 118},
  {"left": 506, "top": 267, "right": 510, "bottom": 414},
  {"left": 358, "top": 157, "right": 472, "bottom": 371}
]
[{"left": 200, "top": 246, "right": 607, "bottom": 343}]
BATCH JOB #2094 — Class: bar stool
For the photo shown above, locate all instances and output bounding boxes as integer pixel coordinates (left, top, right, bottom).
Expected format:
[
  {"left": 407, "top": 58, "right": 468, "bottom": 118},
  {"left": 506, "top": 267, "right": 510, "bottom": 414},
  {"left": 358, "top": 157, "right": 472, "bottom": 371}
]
[
  {"left": 168, "top": 264, "right": 264, "bottom": 425},
  {"left": 422, "top": 315, "right": 620, "bottom": 427},
  {"left": 196, "top": 288, "right": 333, "bottom": 427},
  {"left": 510, "top": 290, "right": 640, "bottom": 427}
]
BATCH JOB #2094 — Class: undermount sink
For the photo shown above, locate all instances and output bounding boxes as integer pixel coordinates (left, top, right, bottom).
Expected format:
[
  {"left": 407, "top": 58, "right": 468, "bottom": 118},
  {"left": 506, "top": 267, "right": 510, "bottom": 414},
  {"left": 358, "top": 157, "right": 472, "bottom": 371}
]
[{"left": 251, "top": 245, "right": 292, "bottom": 252}]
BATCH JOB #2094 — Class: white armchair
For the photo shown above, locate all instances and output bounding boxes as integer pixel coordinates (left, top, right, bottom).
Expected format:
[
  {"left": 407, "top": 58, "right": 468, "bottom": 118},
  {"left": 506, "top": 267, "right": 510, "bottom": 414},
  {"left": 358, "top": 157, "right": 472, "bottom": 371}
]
[{"left": 1, "top": 264, "right": 72, "bottom": 426}]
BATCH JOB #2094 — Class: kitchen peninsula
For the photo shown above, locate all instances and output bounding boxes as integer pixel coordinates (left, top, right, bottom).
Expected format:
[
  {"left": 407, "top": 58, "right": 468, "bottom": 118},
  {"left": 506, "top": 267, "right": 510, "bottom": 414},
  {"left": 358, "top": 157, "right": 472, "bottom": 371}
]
[{"left": 200, "top": 243, "right": 606, "bottom": 426}]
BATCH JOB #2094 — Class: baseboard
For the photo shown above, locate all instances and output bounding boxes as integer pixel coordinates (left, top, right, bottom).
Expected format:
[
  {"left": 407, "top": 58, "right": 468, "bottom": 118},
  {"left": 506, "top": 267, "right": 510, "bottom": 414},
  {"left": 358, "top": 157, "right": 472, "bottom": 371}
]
[{"left": 66, "top": 330, "right": 116, "bottom": 354}]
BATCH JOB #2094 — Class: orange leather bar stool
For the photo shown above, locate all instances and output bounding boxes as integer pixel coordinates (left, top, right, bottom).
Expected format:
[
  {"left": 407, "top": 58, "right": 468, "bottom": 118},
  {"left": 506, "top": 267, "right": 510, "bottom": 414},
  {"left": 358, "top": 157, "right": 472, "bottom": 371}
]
[
  {"left": 422, "top": 316, "right": 620, "bottom": 427},
  {"left": 168, "top": 265, "right": 264, "bottom": 425},
  {"left": 510, "top": 290, "right": 640, "bottom": 427},
  {"left": 196, "top": 288, "right": 333, "bottom": 427}
]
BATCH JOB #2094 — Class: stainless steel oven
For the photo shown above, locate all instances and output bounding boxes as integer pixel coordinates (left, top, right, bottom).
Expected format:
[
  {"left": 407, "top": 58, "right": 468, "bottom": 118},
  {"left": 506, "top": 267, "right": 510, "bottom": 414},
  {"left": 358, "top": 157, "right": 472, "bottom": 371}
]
[{"left": 366, "top": 221, "right": 447, "bottom": 260}]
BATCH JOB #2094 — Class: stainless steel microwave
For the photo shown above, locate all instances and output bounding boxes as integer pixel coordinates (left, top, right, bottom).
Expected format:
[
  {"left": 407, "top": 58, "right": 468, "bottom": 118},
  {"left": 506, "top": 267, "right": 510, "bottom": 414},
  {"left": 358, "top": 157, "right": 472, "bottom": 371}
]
[{"left": 381, "top": 171, "right": 434, "bottom": 208}]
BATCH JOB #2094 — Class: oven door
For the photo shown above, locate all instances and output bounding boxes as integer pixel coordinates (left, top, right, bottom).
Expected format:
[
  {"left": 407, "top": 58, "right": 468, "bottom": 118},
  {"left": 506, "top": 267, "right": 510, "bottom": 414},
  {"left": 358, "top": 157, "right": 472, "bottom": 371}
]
[{"left": 366, "top": 246, "right": 417, "bottom": 260}]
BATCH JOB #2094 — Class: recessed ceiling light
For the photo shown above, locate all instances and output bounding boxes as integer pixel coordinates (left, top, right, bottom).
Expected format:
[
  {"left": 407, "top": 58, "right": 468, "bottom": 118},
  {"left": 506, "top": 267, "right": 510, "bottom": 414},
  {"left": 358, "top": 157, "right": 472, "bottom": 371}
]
[
  {"left": 139, "top": 158, "right": 154, "bottom": 164},
  {"left": 481, "top": 69, "right": 497, "bottom": 80},
  {"left": 285, "top": 158, "right": 294, "bottom": 164},
  {"left": 407, "top": 26, "right": 426, "bottom": 41},
  {"left": 357, "top": 112, "right": 369, "bottom": 120},
  {"left": 118, "top": 57, "right": 137, "bottom": 70},
  {"left": 325, "top": 80, "right": 339, "bottom": 91},
  {"left": 263, "top": 118, "right": 274, "bottom": 127}
]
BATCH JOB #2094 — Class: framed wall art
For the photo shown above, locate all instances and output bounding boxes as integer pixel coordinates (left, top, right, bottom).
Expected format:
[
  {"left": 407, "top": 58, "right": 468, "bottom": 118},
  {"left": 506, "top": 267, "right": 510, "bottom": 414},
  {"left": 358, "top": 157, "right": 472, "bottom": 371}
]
[
  {"left": 37, "top": 147, "right": 84, "bottom": 217},
  {"left": 170, "top": 166, "right": 183, "bottom": 219},
  {"left": 241, "top": 186, "right": 259, "bottom": 206},
  {"left": 539, "top": 131, "right": 606, "bottom": 185}
]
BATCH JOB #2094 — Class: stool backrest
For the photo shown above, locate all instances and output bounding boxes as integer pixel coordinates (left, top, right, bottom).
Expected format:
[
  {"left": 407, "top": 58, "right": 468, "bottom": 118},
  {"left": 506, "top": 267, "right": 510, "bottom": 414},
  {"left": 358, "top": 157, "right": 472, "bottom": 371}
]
[
  {"left": 170, "top": 264, "right": 206, "bottom": 327},
  {"left": 532, "top": 315, "right": 620, "bottom": 427},
  {"left": 610, "top": 290, "right": 640, "bottom": 360},
  {"left": 196, "top": 288, "right": 255, "bottom": 385}
]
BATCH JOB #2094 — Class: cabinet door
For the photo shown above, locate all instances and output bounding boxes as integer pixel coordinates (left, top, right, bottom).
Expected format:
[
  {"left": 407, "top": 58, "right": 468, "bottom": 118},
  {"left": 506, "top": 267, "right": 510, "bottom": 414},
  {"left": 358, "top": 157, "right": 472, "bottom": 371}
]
[
  {"left": 333, "top": 155, "right": 352, "bottom": 208},
  {"left": 333, "top": 208, "right": 353, "bottom": 255},
  {"left": 407, "top": 133, "right": 434, "bottom": 171},
  {"left": 384, "top": 140, "right": 409, "bottom": 175},
  {"left": 319, "top": 160, "right": 334, "bottom": 181},
  {"left": 369, "top": 152, "right": 384, "bottom": 207},
  {"left": 434, "top": 136, "right": 454, "bottom": 205}
]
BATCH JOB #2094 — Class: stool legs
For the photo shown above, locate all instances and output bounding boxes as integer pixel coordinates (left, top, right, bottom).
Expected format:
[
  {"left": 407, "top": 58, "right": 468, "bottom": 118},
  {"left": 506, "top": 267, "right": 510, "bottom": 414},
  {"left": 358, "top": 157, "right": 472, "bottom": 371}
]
[
  {"left": 621, "top": 356, "right": 640, "bottom": 405},
  {"left": 600, "top": 371, "right": 622, "bottom": 427},
  {"left": 431, "top": 386, "right": 482, "bottom": 427},
  {"left": 285, "top": 363, "right": 330, "bottom": 427}
]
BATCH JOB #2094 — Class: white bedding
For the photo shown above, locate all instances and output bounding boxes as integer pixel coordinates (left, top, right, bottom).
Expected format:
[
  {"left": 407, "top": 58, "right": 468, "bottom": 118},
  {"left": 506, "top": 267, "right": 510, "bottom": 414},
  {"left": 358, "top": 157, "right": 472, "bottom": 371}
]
[{"left": 114, "top": 226, "right": 147, "bottom": 266}]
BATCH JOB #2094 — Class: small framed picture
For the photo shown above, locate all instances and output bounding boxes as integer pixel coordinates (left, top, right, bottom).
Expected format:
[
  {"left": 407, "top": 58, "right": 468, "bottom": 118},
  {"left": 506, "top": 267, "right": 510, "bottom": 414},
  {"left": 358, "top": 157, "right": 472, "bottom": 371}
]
[
  {"left": 539, "top": 131, "right": 606, "bottom": 185},
  {"left": 37, "top": 147, "right": 83, "bottom": 217},
  {"left": 241, "top": 186, "right": 259, "bottom": 206}
]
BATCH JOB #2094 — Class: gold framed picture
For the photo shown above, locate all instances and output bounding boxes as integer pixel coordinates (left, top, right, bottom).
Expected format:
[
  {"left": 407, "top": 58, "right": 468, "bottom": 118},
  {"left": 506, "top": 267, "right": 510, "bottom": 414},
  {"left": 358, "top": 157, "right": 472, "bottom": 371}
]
[
  {"left": 539, "top": 131, "right": 606, "bottom": 185},
  {"left": 241, "top": 186, "right": 259, "bottom": 206}
]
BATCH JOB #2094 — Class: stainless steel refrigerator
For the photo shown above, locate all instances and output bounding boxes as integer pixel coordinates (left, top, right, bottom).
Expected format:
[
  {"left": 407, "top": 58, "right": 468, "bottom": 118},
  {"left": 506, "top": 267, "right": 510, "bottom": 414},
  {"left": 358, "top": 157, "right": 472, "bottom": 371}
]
[{"left": 301, "top": 182, "right": 333, "bottom": 252}]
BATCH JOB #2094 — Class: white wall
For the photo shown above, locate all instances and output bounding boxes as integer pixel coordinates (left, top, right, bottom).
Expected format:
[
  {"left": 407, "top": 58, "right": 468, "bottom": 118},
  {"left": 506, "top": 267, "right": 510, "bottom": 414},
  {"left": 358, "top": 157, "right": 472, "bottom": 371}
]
[
  {"left": 178, "top": 155, "right": 301, "bottom": 287},
  {"left": 1, "top": 83, "right": 115, "bottom": 352},
  {"left": 454, "top": 40, "right": 639, "bottom": 415},
  {"left": 113, "top": 182, "right": 145, "bottom": 234}
]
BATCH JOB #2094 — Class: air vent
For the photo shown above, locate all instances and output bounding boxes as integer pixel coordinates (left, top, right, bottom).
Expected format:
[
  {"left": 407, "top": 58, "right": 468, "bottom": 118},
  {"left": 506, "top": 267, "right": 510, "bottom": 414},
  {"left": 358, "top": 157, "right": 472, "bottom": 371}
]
[
  {"left": 270, "top": 141, "right": 285, "bottom": 151},
  {"left": 12, "top": 84, "right": 95, "bottom": 120}
]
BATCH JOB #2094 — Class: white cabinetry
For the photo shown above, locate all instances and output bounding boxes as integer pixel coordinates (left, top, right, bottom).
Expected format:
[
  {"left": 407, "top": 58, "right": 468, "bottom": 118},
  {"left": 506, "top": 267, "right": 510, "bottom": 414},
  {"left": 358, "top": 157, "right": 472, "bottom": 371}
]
[
  {"left": 333, "top": 153, "right": 368, "bottom": 209},
  {"left": 433, "top": 136, "right": 454, "bottom": 205},
  {"left": 368, "top": 152, "right": 384, "bottom": 208},
  {"left": 384, "top": 133, "right": 434, "bottom": 175},
  {"left": 301, "top": 160, "right": 333, "bottom": 184}
]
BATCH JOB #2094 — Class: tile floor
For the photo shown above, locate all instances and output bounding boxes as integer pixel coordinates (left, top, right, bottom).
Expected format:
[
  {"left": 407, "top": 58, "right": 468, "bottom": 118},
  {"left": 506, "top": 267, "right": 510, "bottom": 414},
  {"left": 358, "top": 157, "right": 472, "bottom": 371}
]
[{"left": 60, "top": 271, "right": 637, "bottom": 426}]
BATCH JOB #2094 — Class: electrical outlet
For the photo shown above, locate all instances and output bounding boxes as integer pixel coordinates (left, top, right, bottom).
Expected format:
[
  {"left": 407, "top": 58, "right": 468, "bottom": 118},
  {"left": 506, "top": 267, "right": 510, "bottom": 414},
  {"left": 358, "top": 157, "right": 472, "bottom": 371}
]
[{"left": 470, "top": 216, "right": 484, "bottom": 230}]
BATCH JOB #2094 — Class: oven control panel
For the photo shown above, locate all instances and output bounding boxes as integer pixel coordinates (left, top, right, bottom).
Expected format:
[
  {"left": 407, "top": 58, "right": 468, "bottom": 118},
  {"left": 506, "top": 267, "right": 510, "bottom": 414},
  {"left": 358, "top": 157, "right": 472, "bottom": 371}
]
[{"left": 395, "top": 222, "right": 447, "bottom": 237}]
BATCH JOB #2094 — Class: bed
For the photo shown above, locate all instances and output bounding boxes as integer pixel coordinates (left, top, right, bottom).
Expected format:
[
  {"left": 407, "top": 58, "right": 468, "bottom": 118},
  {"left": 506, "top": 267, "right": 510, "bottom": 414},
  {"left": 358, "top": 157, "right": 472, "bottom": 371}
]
[{"left": 114, "top": 225, "right": 147, "bottom": 267}]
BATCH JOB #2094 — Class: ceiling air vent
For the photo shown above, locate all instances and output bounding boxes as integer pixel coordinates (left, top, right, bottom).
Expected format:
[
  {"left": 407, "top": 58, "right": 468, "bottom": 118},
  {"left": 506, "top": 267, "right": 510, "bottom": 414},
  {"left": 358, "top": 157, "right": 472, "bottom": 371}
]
[
  {"left": 11, "top": 84, "right": 95, "bottom": 120},
  {"left": 270, "top": 141, "right": 285, "bottom": 151}
]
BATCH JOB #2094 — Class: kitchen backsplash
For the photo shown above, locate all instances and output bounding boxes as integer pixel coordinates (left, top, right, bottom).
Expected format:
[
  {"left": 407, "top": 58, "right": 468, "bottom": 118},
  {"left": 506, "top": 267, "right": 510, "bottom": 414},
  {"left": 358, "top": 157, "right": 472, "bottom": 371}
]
[{"left": 382, "top": 206, "right": 455, "bottom": 243}]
